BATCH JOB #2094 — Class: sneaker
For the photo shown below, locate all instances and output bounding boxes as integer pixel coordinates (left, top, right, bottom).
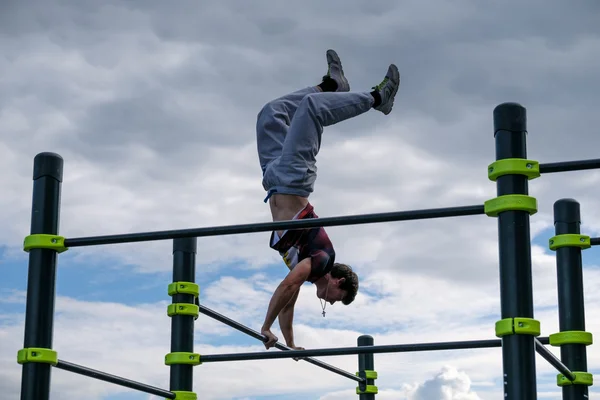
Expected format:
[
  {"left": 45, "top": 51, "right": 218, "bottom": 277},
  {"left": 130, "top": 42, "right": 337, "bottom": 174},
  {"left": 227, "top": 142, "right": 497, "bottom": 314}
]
[
  {"left": 373, "top": 64, "right": 400, "bottom": 115},
  {"left": 323, "top": 49, "right": 350, "bottom": 92}
]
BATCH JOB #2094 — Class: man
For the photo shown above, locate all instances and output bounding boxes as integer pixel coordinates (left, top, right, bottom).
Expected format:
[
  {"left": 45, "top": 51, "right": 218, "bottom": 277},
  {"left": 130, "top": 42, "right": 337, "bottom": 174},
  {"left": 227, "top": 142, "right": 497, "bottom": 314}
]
[{"left": 256, "top": 50, "right": 400, "bottom": 350}]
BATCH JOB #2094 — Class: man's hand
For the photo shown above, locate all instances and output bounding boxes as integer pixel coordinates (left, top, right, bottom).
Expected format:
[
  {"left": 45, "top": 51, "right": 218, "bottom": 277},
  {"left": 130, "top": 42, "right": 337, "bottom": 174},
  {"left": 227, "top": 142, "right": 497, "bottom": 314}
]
[
  {"left": 261, "top": 259, "right": 311, "bottom": 340},
  {"left": 261, "top": 328, "right": 278, "bottom": 349},
  {"left": 289, "top": 345, "right": 305, "bottom": 362}
]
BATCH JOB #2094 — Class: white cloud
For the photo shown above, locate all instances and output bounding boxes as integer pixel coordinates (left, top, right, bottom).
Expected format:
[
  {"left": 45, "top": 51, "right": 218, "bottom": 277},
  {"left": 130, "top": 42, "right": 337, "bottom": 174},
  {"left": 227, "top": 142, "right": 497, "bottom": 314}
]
[{"left": 403, "top": 366, "right": 482, "bottom": 400}]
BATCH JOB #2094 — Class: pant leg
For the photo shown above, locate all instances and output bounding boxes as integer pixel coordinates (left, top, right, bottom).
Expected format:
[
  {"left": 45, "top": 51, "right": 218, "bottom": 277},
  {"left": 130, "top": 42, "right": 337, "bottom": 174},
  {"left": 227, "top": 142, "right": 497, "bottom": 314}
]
[
  {"left": 256, "top": 86, "right": 319, "bottom": 173},
  {"left": 262, "top": 91, "right": 374, "bottom": 198}
]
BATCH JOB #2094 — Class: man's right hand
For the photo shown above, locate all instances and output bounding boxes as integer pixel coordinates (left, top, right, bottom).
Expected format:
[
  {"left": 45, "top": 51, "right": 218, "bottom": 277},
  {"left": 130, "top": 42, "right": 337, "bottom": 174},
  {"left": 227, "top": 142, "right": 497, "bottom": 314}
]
[
  {"left": 261, "top": 328, "right": 278, "bottom": 349},
  {"left": 289, "top": 346, "right": 305, "bottom": 362}
]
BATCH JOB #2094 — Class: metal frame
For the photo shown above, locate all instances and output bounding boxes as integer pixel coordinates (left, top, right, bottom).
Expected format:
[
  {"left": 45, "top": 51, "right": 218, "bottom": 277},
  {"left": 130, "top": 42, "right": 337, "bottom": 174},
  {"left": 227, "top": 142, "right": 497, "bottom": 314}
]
[
  {"left": 493, "top": 102, "right": 537, "bottom": 398},
  {"left": 18, "top": 102, "right": 596, "bottom": 399},
  {"left": 553, "top": 199, "right": 591, "bottom": 399},
  {"left": 197, "top": 304, "right": 364, "bottom": 383}
]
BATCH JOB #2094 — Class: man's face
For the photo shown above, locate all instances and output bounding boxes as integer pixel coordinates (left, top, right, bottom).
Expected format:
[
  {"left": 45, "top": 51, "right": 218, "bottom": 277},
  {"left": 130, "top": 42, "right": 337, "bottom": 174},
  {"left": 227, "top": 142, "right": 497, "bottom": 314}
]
[{"left": 318, "top": 277, "right": 346, "bottom": 305}]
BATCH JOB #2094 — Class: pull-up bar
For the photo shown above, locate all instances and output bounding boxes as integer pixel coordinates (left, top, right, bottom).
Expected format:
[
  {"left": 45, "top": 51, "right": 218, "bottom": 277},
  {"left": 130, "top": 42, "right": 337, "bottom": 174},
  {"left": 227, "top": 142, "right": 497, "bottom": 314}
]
[
  {"left": 539, "top": 158, "right": 600, "bottom": 174},
  {"left": 533, "top": 338, "right": 575, "bottom": 382},
  {"left": 198, "top": 337, "right": 552, "bottom": 363},
  {"left": 45, "top": 158, "right": 600, "bottom": 250},
  {"left": 197, "top": 304, "right": 364, "bottom": 383},
  {"left": 54, "top": 360, "right": 176, "bottom": 399},
  {"left": 63, "top": 204, "right": 485, "bottom": 248}
]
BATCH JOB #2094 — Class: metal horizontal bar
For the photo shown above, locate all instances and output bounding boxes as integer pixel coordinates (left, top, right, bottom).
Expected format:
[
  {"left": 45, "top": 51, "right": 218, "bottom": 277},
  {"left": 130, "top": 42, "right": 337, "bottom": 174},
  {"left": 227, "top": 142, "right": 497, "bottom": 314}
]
[
  {"left": 199, "top": 337, "right": 551, "bottom": 363},
  {"left": 197, "top": 304, "right": 363, "bottom": 383},
  {"left": 539, "top": 158, "right": 600, "bottom": 174},
  {"left": 534, "top": 338, "right": 575, "bottom": 381},
  {"left": 63, "top": 204, "right": 485, "bottom": 248},
  {"left": 590, "top": 237, "right": 600, "bottom": 246},
  {"left": 54, "top": 360, "right": 175, "bottom": 399}
]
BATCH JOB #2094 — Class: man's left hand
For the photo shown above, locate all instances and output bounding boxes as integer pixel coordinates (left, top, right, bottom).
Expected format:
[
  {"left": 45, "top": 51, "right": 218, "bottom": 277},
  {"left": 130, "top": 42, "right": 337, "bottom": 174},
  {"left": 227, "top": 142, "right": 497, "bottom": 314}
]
[{"left": 261, "top": 328, "right": 279, "bottom": 349}]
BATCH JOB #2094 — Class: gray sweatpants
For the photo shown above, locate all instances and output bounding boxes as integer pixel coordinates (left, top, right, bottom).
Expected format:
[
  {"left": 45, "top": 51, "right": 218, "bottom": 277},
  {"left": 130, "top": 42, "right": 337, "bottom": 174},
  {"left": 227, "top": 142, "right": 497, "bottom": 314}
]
[{"left": 256, "top": 86, "right": 374, "bottom": 200}]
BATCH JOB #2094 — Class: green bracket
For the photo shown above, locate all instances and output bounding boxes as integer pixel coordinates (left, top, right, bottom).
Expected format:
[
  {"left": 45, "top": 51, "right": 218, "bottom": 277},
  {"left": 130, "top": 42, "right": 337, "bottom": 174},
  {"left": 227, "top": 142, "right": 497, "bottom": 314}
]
[
  {"left": 484, "top": 195, "right": 538, "bottom": 217},
  {"left": 549, "top": 234, "right": 591, "bottom": 251},
  {"left": 356, "top": 385, "right": 378, "bottom": 395},
  {"left": 356, "top": 369, "right": 378, "bottom": 394},
  {"left": 488, "top": 158, "right": 540, "bottom": 181},
  {"left": 168, "top": 282, "right": 200, "bottom": 297},
  {"left": 356, "top": 370, "right": 378, "bottom": 380},
  {"left": 171, "top": 391, "right": 198, "bottom": 400},
  {"left": 165, "top": 352, "right": 201, "bottom": 366},
  {"left": 557, "top": 372, "right": 593, "bottom": 387},
  {"left": 167, "top": 303, "right": 199, "bottom": 318},
  {"left": 550, "top": 331, "right": 593, "bottom": 346},
  {"left": 17, "top": 348, "right": 58, "bottom": 365},
  {"left": 495, "top": 318, "right": 540, "bottom": 337},
  {"left": 23, "top": 234, "right": 68, "bottom": 253}
]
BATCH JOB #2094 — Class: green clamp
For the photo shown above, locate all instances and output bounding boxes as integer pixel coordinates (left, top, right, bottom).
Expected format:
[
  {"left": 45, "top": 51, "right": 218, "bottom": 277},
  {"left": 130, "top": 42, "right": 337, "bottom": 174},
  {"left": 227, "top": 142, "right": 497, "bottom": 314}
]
[
  {"left": 549, "top": 331, "right": 593, "bottom": 346},
  {"left": 484, "top": 195, "right": 538, "bottom": 217},
  {"left": 167, "top": 303, "right": 199, "bottom": 318},
  {"left": 356, "top": 385, "right": 378, "bottom": 395},
  {"left": 168, "top": 282, "right": 200, "bottom": 298},
  {"left": 488, "top": 158, "right": 540, "bottom": 181},
  {"left": 356, "top": 370, "right": 378, "bottom": 380},
  {"left": 356, "top": 370, "right": 378, "bottom": 394},
  {"left": 557, "top": 372, "right": 593, "bottom": 387},
  {"left": 23, "top": 234, "right": 68, "bottom": 253},
  {"left": 165, "top": 352, "right": 201, "bottom": 366},
  {"left": 549, "top": 234, "right": 591, "bottom": 251},
  {"left": 171, "top": 391, "right": 198, "bottom": 400},
  {"left": 496, "top": 318, "right": 540, "bottom": 338},
  {"left": 17, "top": 348, "right": 58, "bottom": 365}
]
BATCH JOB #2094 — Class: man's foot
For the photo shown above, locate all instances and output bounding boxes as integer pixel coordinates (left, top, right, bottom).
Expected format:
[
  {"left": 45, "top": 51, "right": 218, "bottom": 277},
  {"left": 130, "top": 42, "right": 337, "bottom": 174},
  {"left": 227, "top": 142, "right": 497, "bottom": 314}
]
[
  {"left": 322, "top": 49, "right": 350, "bottom": 92},
  {"left": 372, "top": 64, "right": 400, "bottom": 115}
]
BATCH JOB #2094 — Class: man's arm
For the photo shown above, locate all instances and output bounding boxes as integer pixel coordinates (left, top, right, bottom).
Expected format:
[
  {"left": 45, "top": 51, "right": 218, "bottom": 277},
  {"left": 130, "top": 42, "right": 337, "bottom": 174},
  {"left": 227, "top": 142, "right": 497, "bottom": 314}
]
[
  {"left": 278, "top": 287, "right": 301, "bottom": 348},
  {"left": 261, "top": 258, "right": 311, "bottom": 348}
]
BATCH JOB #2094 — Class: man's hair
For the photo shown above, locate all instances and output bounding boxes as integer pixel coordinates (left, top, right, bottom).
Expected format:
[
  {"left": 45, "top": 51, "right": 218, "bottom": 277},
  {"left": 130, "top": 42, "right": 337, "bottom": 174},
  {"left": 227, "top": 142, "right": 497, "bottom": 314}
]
[{"left": 330, "top": 263, "right": 359, "bottom": 305}]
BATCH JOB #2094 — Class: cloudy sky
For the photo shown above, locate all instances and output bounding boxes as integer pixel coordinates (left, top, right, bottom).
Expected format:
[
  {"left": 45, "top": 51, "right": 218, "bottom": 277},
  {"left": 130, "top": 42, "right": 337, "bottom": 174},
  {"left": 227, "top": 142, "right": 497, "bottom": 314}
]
[{"left": 1, "top": 1, "right": 600, "bottom": 399}]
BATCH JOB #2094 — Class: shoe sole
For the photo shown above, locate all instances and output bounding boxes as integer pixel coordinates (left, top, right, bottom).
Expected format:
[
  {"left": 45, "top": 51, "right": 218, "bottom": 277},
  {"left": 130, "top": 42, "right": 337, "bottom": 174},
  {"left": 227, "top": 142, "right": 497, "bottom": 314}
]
[
  {"left": 326, "top": 49, "right": 350, "bottom": 91},
  {"left": 380, "top": 64, "right": 400, "bottom": 115}
]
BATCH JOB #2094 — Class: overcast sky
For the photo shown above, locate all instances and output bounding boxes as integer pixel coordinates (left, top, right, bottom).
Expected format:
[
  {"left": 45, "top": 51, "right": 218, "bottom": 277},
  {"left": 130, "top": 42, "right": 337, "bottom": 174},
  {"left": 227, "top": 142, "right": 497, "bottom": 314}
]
[{"left": 1, "top": 1, "right": 600, "bottom": 399}]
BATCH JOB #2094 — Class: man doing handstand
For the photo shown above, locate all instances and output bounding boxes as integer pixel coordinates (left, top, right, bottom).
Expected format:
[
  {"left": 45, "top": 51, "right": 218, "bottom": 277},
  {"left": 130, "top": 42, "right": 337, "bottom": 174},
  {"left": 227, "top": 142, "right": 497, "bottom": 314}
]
[{"left": 256, "top": 50, "right": 400, "bottom": 350}]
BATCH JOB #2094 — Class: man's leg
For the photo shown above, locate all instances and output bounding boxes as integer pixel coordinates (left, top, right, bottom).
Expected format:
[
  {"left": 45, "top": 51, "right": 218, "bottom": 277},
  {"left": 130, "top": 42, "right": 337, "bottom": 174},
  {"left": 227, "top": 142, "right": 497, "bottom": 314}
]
[
  {"left": 256, "top": 50, "right": 350, "bottom": 173},
  {"left": 256, "top": 86, "right": 320, "bottom": 172},
  {"left": 264, "top": 64, "right": 400, "bottom": 197}
]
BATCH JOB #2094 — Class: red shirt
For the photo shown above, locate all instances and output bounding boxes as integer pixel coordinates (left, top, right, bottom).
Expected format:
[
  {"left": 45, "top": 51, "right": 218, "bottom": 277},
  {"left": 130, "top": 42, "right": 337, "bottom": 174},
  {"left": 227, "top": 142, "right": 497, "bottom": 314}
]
[{"left": 269, "top": 203, "right": 336, "bottom": 283}]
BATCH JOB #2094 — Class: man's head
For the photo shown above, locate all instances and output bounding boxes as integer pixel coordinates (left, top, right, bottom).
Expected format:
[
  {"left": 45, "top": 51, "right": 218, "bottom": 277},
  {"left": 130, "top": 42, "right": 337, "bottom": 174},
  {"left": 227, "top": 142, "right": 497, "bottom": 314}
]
[{"left": 318, "top": 263, "right": 359, "bottom": 305}]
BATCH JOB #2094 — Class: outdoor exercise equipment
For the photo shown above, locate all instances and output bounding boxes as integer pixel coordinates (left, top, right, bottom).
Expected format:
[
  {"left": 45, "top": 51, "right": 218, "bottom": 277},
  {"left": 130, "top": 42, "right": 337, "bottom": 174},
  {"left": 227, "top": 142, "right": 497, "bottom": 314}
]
[{"left": 17, "top": 103, "right": 596, "bottom": 399}]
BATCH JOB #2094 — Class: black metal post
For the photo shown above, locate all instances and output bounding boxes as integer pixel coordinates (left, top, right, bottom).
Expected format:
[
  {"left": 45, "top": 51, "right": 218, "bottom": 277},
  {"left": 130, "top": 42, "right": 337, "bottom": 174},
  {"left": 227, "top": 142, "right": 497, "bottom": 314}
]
[
  {"left": 169, "top": 238, "right": 197, "bottom": 393},
  {"left": 493, "top": 103, "right": 537, "bottom": 399},
  {"left": 553, "top": 199, "right": 590, "bottom": 399},
  {"left": 20, "top": 152, "right": 63, "bottom": 400},
  {"left": 357, "top": 335, "right": 376, "bottom": 400},
  {"left": 55, "top": 360, "right": 175, "bottom": 399}
]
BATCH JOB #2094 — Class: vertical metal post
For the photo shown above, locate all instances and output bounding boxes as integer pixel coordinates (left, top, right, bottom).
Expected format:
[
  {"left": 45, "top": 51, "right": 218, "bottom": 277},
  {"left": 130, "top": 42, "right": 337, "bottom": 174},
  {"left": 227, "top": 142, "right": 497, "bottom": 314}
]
[
  {"left": 357, "top": 335, "right": 376, "bottom": 400},
  {"left": 493, "top": 103, "right": 537, "bottom": 399},
  {"left": 169, "top": 238, "right": 197, "bottom": 392},
  {"left": 20, "top": 152, "right": 64, "bottom": 400},
  {"left": 553, "top": 199, "right": 590, "bottom": 399}
]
